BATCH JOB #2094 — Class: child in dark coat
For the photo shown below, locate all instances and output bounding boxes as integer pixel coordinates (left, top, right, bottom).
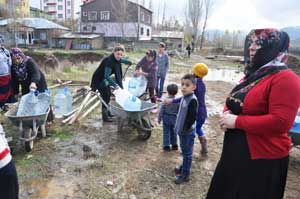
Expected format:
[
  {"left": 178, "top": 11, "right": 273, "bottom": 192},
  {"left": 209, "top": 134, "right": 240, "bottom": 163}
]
[
  {"left": 173, "top": 74, "right": 198, "bottom": 184},
  {"left": 158, "top": 84, "right": 179, "bottom": 151}
]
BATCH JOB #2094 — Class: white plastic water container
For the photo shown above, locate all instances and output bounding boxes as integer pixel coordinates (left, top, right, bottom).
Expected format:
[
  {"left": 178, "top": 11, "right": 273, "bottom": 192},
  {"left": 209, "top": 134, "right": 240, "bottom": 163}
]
[
  {"left": 114, "top": 88, "right": 131, "bottom": 108},
  {"left": 63, "top": 87, "right": 73, "bottom": 113},
  {"left": 113, "top": 88, "right": 142, "bottom": 111},
  {"left": 54, "top": 89, "right": 67, "bottom": 118},
  {"left": 17, "top": 89, "right": 38, "bottom": 116},
  {"left": 127, "top": 75, "right": 148, "bottom": 97},
  {"left": 123, "top": 95, "right": 142, "bottom": 111},
  {"left": 128, "top": 77, "right": 138, "bottom": 95}
]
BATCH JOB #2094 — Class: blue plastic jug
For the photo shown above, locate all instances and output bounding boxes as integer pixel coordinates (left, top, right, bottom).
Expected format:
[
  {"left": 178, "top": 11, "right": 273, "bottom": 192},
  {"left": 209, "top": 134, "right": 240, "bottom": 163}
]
[
  {"left": 63, "top": 87, "right": 73, "bottom": 113},
  {"left": 54, "top": 89, "right": 67, "bottom": 118}
]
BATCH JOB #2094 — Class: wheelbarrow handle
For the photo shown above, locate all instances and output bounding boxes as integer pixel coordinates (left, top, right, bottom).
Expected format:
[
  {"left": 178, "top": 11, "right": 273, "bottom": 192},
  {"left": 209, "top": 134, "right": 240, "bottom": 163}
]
[{"left": 122, "top": 64, "right": 132, "bottom": 80}]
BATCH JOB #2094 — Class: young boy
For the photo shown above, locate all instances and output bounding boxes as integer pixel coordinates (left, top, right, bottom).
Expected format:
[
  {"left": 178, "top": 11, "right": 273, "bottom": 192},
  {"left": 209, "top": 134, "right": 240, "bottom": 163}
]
[
  {"left": 173, "top": 74, "right": 198, "bottom": 184},
  {"left": 158, "top": 84, "right": 179, "bottom": 151},
  {"left": 165, "top": 63, "right": 209, "bottom": 158}
]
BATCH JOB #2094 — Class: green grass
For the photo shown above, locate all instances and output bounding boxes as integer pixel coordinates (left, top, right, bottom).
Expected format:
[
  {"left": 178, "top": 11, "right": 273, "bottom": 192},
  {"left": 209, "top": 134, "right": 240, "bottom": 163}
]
[{"left": 52, "top": 130, "right": 73, "bottom": 141}]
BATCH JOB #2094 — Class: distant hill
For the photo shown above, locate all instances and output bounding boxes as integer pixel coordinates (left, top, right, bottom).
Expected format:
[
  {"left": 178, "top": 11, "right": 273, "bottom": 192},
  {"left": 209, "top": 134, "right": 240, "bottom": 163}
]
[{"left": 281, "top": 26, "right": 300, "bottom": 40}]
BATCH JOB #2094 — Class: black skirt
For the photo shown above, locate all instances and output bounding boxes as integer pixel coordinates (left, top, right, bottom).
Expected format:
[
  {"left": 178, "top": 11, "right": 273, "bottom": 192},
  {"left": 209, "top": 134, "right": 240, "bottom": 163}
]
[
  {"left": 207, "top": 130, "right": 289, "bottom": 199},
  {"left": 0, "top": 160, "right": 19, "bottom": 199}
]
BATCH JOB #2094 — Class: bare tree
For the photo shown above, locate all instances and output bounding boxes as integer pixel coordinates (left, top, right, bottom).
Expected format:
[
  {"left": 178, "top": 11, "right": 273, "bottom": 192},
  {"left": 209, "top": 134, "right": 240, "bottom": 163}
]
[
  {"left": 110, "top": 0, "right": 129, "bottom": 38},
  {"left": 155, "top": 1, "right": 161, "bottom": 29},
  {"left": 161, "top": 1, "right": 166, "bottom": 29},
  {"left": 149, "top": 0, "right": 153, "bottom": 10},
  {"left": 199, "top": 0, "right": 213, "bottom": 49},
  {"left": 187, "top": 0, "right": 203, "bottom": 46}
]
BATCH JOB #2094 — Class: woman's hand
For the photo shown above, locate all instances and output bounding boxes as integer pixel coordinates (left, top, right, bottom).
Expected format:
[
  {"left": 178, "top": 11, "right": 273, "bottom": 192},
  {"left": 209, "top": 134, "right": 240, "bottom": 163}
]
[
  {"left": 219, "top": 111, "right": 237, "bottom": 129},
  {"left": 134, "top": 70, "right": 141, "bottom": 76},
  {"left": 30, "top": 82, "right": 37, "bottom": 90}
]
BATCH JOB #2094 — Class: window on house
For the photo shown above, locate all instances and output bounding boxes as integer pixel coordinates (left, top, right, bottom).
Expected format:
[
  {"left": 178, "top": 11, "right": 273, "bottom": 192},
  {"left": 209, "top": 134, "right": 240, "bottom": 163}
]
[
  {"left": 58, "top": 0, "right": 63, "bottom": 2},
  {"left": 92, "top": 26, "right": 96, "bottom": 31},
  {"left": 88, "top": 11, "right": 97, "bottom": 21},
  {"left": 67, "top": 1, "right": 71, "bottom": 6},
  {"left": 147, "top": 29, "right": 150, "bottom": 36},
  {"left": 141, "top": 12, "right": 145, "bottom": 22},
  {"left": 83, "top": 11, "right": 87, "bottom": 16},
  {"left": 67, "top": 9, "right": 71, "bottom": 14},
  {"left": 58, "top": 14, "right": 63, "bottom": 18},
  {"left": 147, "top": 15, "right": 151, "bottom": 24},
  {"left": 100, "top": 11, "right": 110, "bottom": 20},
  {"left": 83, "top": 26, "right": 87, "bottom": 31},
  {"left": 141, "top": 27, "right": 144, "bottom": 35},
  {"left": 58, "top": 5, "right": 63, "bottom": 10},
  {"left": 44, "top": 6, "right": 48, "bottom": 11}
]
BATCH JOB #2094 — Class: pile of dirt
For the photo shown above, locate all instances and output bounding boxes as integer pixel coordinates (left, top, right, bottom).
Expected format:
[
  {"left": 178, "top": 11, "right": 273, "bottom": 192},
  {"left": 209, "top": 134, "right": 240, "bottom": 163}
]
[{"left": 24, "top": 51, "right": 105, "bottom": 72}]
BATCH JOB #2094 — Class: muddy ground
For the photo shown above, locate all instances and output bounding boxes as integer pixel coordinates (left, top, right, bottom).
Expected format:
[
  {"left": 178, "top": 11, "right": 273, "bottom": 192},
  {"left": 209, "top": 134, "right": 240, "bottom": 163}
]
[{"left": 1, "top": 54, "right": 300, "bottom": 199}]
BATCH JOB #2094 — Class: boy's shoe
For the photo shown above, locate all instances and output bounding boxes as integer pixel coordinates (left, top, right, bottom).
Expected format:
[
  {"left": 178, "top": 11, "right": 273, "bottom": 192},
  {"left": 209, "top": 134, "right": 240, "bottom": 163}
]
[
  {"left": 163, "top": 146, "right": 171, "bottom": 151},
  {"left": 171, "top": 145, "right": 178, "bottom": 150},
  {"left": 174, "top": 166, "right": 182, "bottom": 175},
  {"left": 175, "top": 175, "right": 189, "bottom": 184}
]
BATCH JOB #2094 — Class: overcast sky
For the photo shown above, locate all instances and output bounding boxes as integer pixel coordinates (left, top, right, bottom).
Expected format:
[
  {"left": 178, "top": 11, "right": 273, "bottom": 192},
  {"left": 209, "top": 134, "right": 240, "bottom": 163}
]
[{"left": 32, "top": 0, "right": 300, "bottom": 31}]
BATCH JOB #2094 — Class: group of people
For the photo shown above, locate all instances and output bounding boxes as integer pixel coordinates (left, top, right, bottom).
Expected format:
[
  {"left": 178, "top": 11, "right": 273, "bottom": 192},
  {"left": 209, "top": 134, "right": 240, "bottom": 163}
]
[
  {"left": 1, "top": 35, "right": 50, "bottom": 199},
  {"left": 1, "top": 27, "right": 300, "bottom": 198},
  {"left": 91, "top": 42, "right": 170, "bottom": 121},
  {"left": 91, "top": 28, "right": 300, "bottom": 197}
]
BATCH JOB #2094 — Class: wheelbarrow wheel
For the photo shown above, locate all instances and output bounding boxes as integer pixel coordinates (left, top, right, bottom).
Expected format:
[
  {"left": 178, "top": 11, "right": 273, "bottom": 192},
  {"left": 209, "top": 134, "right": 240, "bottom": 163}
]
[
  {"left": 137, "top": 129, "right": 151, "bottom": 140},
  {"left": 137, "top": 118, "right": 152, "bottom": 140},
  {"left": 24, "top": 128, "right": 34, "bottom": 152}
]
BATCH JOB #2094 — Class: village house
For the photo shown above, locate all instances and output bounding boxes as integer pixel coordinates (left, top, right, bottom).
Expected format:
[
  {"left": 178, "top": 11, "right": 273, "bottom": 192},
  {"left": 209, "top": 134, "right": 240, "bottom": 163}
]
[
  {"left": 80, "top": 0, "right": 152, "bottom": 41},
  {"left": 53, "top": 32, "right": 104, "bottom": 50},
  {"left": 0, "top": 18, "right": 69, "bottom": 47},
  {"left": 152, "top": 30, "right": 184, "bottom": 50}
]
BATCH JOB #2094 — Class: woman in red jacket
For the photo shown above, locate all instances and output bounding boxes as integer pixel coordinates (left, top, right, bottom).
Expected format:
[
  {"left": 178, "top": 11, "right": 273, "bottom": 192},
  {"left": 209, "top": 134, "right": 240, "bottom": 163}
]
[{"left": 207, "top": 29, "right": 300, "bottom": 199}]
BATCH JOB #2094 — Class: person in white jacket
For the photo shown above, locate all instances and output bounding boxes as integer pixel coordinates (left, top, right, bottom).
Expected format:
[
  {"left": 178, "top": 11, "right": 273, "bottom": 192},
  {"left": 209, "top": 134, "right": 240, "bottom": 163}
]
[{"left": 0, "top": 124, "right": 19, "bottom": 199}]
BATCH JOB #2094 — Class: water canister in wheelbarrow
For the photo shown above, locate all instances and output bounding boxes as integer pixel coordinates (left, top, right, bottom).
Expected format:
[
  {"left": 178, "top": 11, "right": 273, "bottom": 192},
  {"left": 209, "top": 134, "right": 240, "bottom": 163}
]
[
  {"left": 17, "top": 89, "right": 51, "bottom": 116},
  {"left": 114, "top": 89, "right": 142, "bottom": 111},
  {"left": 54, "top": 89, "right": 67, "bottom": 118},
  {"left": 127, "top": 75, "right": 147, "bottom": 97},
  {"left": 123, "top": 95, "right": 142, "bottom": 111},
  {"left": 17, "top": 89, "right": 38, "bottom": 116}
]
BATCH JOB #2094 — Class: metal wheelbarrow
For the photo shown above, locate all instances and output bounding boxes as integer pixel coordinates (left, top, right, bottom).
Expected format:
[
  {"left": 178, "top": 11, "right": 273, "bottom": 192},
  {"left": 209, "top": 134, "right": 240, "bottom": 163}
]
[
  {"left": 5, "top": 107, "right": 50, "bottom": 152},
  {"left": 109, "top": 100, "right": 157, "bottom": 140}
]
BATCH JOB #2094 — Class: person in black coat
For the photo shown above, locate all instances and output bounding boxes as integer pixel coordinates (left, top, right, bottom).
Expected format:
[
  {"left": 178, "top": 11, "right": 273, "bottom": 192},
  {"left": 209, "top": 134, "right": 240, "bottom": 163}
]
[
  {"left": 10, "top": 48, "right": 47, "bottom": 96},
  {"left": 10, "top": 48, "right": 54, "bottom": 121},
  {"left": 91, "top": 45, "right": 132, "bottom": 122}
]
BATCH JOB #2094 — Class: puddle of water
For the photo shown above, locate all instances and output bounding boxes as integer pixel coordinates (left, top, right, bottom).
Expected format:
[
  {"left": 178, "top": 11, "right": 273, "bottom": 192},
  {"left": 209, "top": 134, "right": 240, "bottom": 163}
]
[{"left": 205, "top": 68, "right": 244, "bottom": 83}]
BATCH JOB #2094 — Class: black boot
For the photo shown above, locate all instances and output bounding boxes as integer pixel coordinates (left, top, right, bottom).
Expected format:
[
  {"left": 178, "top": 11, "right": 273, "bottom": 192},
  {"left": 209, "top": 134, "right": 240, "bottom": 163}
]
[
  {"left": 102, "top": 109, "right": 113, "bottom": 122},
  {"left": 107, "top": 111, "right": 114, "bottom": 118},
  {"left": 175, "top": 175, "right": 189, "bottom": 184}
]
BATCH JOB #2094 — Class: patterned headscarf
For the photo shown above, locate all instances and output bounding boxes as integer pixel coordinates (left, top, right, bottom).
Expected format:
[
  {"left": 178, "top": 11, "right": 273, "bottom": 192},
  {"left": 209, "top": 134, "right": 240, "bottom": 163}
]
[
  {"left": 11, "top": 48, "right": 31, "bottom": 80},
  {"left": 244, "top": 28, "right": 289, "bottom": 76}
]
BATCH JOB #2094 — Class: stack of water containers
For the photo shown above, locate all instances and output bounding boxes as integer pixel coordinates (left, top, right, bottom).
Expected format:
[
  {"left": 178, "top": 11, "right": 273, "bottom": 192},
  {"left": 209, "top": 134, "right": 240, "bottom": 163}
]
[{"left": 54, "top": 87, "right": 73, "bottom": 118}]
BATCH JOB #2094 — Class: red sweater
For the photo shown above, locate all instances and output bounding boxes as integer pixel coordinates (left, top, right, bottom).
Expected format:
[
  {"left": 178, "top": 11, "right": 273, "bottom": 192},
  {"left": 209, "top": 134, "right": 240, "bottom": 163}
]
[{"left": 235, "top": 70, "right": 300, "bottom": 159}]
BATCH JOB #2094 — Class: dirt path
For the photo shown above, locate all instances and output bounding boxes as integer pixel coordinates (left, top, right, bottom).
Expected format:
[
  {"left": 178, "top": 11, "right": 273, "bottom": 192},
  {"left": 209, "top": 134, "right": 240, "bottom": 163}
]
[{"left": 3, "top": 56, "right": 299, "bottom": 198}]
